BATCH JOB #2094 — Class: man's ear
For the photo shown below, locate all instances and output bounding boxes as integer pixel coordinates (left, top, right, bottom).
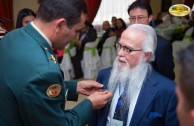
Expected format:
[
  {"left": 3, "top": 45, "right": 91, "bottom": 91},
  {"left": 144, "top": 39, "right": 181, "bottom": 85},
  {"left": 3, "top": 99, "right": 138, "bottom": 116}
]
[
  {"left": 55, "top": 18, "right": 67, "bottom": 32},
  {"left": 190, "top": 109, "right": 194, "bottom": 121},
  {"left": 144, "top": 52, "right": 152, "bottom": 61},
  {"left": 148, "top": 15, "right": 153, "bottom": 23}
]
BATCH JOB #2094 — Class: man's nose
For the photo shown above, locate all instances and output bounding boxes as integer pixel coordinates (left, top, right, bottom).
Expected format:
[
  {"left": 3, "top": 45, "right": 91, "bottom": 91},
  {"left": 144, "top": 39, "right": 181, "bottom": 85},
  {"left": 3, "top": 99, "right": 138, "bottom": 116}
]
[
  {"left": 134, "top": 18, "right": 139, "bottom": 24},
  {"left": 117, "top": 47, "right": 125, "bottom": 56}
]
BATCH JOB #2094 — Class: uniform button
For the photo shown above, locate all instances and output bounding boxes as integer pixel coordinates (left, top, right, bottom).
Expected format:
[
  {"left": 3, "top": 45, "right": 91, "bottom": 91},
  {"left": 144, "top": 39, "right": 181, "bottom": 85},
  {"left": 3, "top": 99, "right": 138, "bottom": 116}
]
[{"left": 44, "top": 47, "right": 48, "bottom": 51}]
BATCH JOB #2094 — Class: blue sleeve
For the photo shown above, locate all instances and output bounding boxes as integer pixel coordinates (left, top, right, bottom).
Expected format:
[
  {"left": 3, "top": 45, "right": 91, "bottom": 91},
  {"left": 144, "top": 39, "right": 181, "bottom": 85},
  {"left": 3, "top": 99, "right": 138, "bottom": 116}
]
[{"left": 165, "top": 89, "right": 179, "bottom": 125}]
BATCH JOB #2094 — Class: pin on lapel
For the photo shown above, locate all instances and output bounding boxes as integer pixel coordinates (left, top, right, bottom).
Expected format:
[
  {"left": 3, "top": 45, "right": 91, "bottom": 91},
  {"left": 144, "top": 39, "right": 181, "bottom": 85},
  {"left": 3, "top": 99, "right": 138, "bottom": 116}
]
[{"left": 50, "top": 54, "right": 57, "bottom": 64}]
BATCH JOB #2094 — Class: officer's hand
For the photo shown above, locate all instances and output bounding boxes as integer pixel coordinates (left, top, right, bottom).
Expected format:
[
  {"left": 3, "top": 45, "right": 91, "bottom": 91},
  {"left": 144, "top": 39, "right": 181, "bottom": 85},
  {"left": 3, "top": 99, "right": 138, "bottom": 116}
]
[
  {"left": 77, "top": 80, "right": 103, "bottom": 96},
  {"left": 87, "top": 90, "right": 112, "bottom": 110}
]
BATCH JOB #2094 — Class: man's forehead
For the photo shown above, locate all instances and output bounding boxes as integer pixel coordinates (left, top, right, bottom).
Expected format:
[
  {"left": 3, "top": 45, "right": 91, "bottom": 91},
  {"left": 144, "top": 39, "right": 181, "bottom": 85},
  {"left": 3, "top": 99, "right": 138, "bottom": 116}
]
[
  {"left": 123, "top": 28, "right": 144, "bottom": 37},
  {"left": 129, "top": 7, "right": 148, "bottom": 15},
  {"left": 120, "top": 29, "right": 145, "bottom": 44}
]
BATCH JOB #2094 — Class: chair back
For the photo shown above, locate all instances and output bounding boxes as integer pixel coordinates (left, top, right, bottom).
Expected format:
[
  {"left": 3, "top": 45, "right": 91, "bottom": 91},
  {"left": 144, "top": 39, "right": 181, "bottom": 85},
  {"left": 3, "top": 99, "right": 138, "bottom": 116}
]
[
  {"left": 100, "top": 36, "right": 117, "bottom": 69},
  {"left": 60, "top": 44, "right": 74, "bottom": 80},
  {"left": 183, "top": 26, "right": 194, "bottom": 41},
  {"left": 81, "top": 39, "right": 100, "bottom": 79},
  {"left": 173, "top": 26, "right": 194, "bottom": 59}
]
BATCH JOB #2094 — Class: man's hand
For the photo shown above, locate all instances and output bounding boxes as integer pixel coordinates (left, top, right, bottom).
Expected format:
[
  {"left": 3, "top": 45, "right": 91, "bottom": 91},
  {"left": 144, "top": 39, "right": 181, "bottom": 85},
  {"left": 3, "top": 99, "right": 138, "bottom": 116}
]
[
  {"left": 77, "top": 80, "right": 103, "bottom": 96},
  {"left": 87, "top": 90, "right": 112, "bottom": 109}
]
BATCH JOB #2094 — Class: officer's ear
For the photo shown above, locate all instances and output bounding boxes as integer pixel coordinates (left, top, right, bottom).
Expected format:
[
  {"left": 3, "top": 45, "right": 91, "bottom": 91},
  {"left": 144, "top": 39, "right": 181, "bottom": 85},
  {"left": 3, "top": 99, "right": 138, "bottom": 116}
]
[
  {"left": 190, "top": 109, "right": 194, "bottom": 121},
  {"left": 55, "top": 18, "right": 67, "bottom": 32},
  {"left": 144, "top": 52, "right": 152, "bottom": 61}
]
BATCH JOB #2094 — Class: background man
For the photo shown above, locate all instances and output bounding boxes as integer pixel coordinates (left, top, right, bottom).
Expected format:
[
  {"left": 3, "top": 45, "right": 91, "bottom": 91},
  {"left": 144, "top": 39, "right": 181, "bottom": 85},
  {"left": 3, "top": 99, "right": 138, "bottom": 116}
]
[
  {"left": 71, "top": 21, "right": 97, "bottom": 79},
  {"left": 89, "top": 24, "right": 179, "bottom": 126},
  {"left": 97, "top": 21, "right": 116, "bottom": 55},
  {"left": 176, "top": 43, "right": 194, "bottom": 126},
  {"left": 0, "top": 0, "right": 112, "bottom": 126},
  {"left": 128, "top": 1, "right": 175, "bottom": 80}
]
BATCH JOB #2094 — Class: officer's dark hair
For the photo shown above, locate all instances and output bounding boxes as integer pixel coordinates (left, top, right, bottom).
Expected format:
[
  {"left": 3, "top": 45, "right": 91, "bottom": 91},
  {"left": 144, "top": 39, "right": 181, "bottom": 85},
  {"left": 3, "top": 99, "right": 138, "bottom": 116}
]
[
  {"left": 36, "top": 0, "right": 88, "bottom": 28},
  {"left": 178, "top": 43, "right": 194, "bottom": 109},
  {"left": 127, "top": 1, "right": 153, "bottom": 16},
  {"left": 16, "top": 8, "right": 36, "bottom": 28}
]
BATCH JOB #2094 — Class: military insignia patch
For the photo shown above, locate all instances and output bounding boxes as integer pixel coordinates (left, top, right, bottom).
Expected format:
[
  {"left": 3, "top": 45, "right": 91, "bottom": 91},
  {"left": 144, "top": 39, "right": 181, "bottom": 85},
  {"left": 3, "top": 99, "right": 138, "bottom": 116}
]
[{"left": 46, "top": 84, "right": 61, "bottom": 97}]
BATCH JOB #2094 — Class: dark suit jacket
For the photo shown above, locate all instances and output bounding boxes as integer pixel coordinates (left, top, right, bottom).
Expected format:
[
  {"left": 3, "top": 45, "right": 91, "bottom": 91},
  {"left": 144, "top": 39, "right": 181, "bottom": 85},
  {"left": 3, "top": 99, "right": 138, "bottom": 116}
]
[
  {"left": 152, "top": 35, "right": 175, "bottom": 80},
  {"left": 75, "top": 25, "right": 97, "bottom": 59},
  {"left": 71, "top": 25, "right": 97, "bottom": 77},
  {"left": 0, "top": 23, "right": 92, "bottom": 126},
  {"left": 89, "top": 67, "right": 179, "bottom": 126}
]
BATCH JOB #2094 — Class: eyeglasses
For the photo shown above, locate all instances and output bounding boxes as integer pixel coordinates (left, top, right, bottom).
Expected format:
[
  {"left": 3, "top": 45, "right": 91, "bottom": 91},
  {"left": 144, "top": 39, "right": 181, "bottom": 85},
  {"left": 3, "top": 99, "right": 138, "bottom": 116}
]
[
  {"left": 115, "top": 42, "right": 142, "bottom": 55},
  {"left": 129, "top": 16, "right": 148, "bottom": 23}
]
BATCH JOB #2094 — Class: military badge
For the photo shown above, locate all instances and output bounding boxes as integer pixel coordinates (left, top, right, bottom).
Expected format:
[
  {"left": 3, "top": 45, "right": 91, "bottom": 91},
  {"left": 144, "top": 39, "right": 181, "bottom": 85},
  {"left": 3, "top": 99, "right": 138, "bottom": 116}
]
[
  {"left": 46, "top": 84, "right": 61, "bottom": 97},
  {"left": 50, "top": 54, "right": 57, "bottom": 64}
]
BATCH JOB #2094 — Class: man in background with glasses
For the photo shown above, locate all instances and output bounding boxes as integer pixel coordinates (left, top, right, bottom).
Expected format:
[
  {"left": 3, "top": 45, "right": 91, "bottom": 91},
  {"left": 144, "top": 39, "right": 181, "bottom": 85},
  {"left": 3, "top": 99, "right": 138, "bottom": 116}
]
[
  {"left": 128, "top": 1, "right": 175, "bottom": 81},
  {"left": 89, "top": 24, "right": 179, "bottom": 126}
]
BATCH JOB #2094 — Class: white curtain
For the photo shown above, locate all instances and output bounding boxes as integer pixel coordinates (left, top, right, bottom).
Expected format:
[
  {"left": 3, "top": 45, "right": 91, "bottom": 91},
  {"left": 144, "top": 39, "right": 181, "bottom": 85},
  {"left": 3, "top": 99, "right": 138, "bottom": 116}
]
[{"left": 92, "top": 0, "right": 136, "bottom": 33}]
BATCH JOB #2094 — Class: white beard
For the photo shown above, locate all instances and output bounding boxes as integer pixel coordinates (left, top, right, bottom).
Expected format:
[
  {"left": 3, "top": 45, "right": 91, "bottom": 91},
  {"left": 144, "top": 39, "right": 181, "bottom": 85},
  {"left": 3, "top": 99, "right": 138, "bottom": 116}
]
[{"left": 108, "top": 56, "right": 152, "bottom": 106}]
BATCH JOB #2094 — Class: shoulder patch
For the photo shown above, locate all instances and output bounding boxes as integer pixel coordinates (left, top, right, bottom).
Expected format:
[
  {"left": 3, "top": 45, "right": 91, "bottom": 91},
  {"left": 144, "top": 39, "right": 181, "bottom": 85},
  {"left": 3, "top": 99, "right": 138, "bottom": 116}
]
[{"left": 46, "top": 84, "right": 61, "bottom": 97}]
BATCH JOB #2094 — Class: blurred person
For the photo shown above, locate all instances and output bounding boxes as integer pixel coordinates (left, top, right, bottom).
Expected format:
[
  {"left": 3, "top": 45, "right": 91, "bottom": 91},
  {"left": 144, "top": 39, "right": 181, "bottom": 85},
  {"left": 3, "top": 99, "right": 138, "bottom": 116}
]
[
  {"left": 176, "top": 43, "right": 194, "bottom": 126},
  {"left": 127, "top": 0, "right": 175, "bottom": 80},
  {"left": 97, "top": 21, "right": 116, "bottom": 55},
  {"left": 89, "top": 24, "right": 178, "bottom": 126},
  {"left": 188, "top": 10, "right": 194, "bottom": 27},
  {"left": 0, "top": 0, "right": 112, "bottom": 126},
  {"left": 150, "top": 12, "right": 163, "bottom": 28},
  {"left": 16, "top": 8, "right": 36, "bottom": 28},
  {"left": 111, "top": 16, "right": 118, "bottom": 30},
  {"left": 116, "top": 18, "right": 127, "bottom": 38},
  {"left": 71, "top": 21, "right": 97, "bottom": 79},
  {"left": 162, "top": 11, "right": 172, "bottom": 25},
  {"left": 0, "top": 19, "right": 7, "bottom": 40}
]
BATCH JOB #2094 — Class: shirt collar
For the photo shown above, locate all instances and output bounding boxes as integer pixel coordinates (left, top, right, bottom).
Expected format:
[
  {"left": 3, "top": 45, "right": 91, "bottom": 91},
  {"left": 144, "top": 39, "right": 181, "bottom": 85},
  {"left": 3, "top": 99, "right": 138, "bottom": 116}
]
[{"left": 31, "top": 22, "right": 52, "bottom": 47}]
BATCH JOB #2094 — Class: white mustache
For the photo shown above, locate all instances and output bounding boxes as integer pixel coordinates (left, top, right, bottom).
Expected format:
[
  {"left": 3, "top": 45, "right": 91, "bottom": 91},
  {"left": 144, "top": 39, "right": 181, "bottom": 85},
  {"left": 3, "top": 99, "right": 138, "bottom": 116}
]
[{"left": 118, "top": 57, "right": 127, "bottom": 63}]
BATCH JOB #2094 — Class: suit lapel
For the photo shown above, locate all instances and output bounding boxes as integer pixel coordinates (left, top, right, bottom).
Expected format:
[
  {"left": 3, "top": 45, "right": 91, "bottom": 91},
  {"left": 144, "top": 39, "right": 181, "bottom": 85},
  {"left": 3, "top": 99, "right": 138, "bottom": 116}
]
[{"left": 129, "top": 71, "right": 159, "bottom": 126}]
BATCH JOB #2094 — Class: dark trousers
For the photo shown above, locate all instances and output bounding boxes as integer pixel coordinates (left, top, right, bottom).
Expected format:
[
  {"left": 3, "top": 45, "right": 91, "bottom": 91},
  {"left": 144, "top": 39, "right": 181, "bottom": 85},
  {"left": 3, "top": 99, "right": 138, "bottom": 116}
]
[{"left": 71, "top": 54, "right": 83, "bottom": 79}]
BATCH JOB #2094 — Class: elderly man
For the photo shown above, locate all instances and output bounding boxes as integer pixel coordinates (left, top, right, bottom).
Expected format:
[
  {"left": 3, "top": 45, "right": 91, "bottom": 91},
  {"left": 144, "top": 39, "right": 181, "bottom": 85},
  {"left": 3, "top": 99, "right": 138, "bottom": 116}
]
[
  {"left": 0, "top": 0, "right": 112, "bottom": 126},
  {"left": 127, "top": 1, "right": 175, "bottom": 80},
  {"left": 89, "top": 24, "right": 179, "bottom": 126},
  {"left": 176, "top": 43, "right": 194, "bottom": 126}
]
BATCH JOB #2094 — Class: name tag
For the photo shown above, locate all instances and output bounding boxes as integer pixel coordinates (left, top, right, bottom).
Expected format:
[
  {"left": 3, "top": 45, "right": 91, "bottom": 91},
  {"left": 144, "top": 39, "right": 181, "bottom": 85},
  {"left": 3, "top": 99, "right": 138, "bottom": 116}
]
[{"left": 110, "top": 118, "right": 123, "bottom": 126}]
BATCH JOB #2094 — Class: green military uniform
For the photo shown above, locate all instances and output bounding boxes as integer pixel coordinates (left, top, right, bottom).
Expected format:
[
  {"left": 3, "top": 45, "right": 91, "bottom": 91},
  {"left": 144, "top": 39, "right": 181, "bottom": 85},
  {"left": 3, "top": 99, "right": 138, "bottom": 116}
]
[{"left": 0, "top": 23, "right": 92, "bottom": 126}]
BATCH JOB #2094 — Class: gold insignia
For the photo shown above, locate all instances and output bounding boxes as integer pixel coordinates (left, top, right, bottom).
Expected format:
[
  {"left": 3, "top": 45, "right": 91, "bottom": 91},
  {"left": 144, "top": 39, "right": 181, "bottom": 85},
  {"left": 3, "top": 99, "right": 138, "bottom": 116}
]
[
  {"left": 169, "top": 4, "right": 190, "bottom": 17},
  {"left": 50, "top": 54, "right": 57, "bottom": 64},
  {"left": 46, "top": 84, "right": 61, "bottom": 97}
]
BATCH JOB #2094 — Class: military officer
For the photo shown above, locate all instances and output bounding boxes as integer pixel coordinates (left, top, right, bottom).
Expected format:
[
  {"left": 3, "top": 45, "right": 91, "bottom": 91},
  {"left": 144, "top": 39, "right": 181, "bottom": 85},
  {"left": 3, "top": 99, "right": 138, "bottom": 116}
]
[{"left": 0, "top": 0, "right": 112, "bottom": 126}]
